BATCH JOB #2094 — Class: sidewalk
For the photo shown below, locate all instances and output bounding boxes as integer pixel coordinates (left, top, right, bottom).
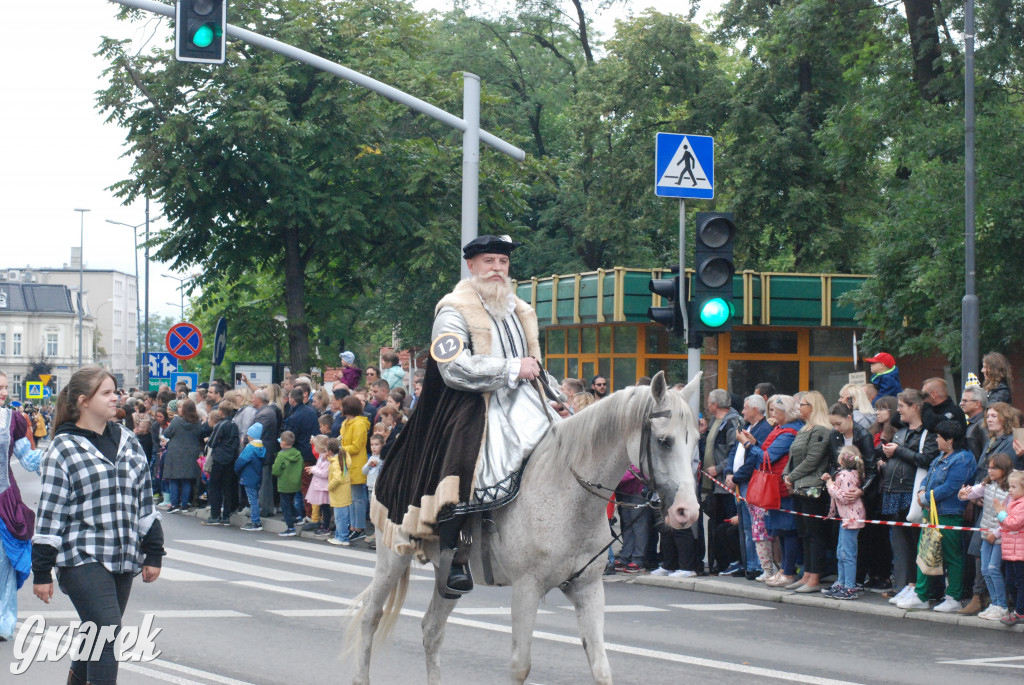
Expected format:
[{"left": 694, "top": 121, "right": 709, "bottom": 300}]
[
  {"left": 625, "top": 572, "right": 1024, "bottom": 633},
  {"left": 172, "top": 503, "right": 375, "bottom": 547}
]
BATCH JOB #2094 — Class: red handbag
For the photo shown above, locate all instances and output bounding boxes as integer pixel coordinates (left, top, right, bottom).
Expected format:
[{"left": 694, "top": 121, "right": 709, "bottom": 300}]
[{"left": 746, "top": 452, "right": 781, "bottom": 510}]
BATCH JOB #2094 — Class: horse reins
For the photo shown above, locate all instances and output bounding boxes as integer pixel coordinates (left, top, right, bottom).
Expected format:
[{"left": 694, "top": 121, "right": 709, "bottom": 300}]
[{"left": 560, "top": 402, "right": 673, "bottom": 589}]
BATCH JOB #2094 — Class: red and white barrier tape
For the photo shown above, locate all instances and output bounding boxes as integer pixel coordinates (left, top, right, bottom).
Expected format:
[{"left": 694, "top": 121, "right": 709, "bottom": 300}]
[{"left": 700, "top": 470, "right": 1018, "bottom": 534}]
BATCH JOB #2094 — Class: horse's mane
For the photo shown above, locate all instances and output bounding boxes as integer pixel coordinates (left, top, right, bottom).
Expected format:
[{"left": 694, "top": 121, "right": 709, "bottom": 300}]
[{"left": 531, "top": 385, "right": 685, "bottom": 479}]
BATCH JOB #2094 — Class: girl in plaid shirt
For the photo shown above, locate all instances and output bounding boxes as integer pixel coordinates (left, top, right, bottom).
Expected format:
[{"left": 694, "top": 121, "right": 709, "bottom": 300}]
[{"left": 32, "top": 366, "right": 165, "bottom": 685}]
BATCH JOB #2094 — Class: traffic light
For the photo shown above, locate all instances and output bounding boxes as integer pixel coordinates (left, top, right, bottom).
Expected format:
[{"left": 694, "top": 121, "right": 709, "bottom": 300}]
[
  {"left": 648, "top": 266, "right": 683, "bottom": 335},
  {"left": 690, "top": 212, "right": 736, "bottom": 335},
  {"left": 175, "top": 1, "right": 227, "bottom": 64}
]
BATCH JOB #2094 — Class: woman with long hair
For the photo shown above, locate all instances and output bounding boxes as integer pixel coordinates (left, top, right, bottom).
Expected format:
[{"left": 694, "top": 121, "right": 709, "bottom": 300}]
[
  {"left": 879, "top": 389, "right": 940, "bottom": 602},
  {"left": 32, "top": 366, "right": 164, "bottom": 684},
  {"left": 839, "top": 383, "right": 875, "bottom": 429},
  {"left": 160, "top": 399, "right": 206, "bottom": 512},
  {"left": 981, "top": 352, "right": 1013, "bottom": 405},
  {"left": 0, "top": 370, "right": 43, "bottom": 641},
  {"left": 782, "top": 391, "right": 834, "bottom": 592},
  {"left": 830, "top": 402, "right": 891, "bottom": 591}
]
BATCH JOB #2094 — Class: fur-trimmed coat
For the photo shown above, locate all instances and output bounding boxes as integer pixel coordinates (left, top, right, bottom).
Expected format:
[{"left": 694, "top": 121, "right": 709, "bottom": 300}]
[{"left": 371, "top": 279, "right": 564, "bottom": 555}]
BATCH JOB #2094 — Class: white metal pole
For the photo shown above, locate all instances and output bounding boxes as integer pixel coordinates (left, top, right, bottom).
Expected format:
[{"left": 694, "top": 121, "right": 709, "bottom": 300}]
[
  {"left": 461, "top": 73, "right": 481, "bottom": 280},
  {"left": 681, "top": 200, "right": 701, "bottom": 415},
  {"left": 74, "top": 208, "right": 90, "bottom": 367}
]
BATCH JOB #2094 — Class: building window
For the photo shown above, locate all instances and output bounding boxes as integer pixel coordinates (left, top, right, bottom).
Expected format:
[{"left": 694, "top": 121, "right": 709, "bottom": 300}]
[
  {"left": 128, "top": 312, "right": 136, "bottom": 327},
  {"left": 46, "top": 333, "right": 58, "bottom": 357},
  {"left": 115, "top": 280, "right": 123, "bottom": 296},
  {"left": 12, "top": 375, "right": 21, "bottom": 395},
  {"left": 114, "top": 310, "right": 122, "bottom": 326},
  {"left": 114, "top": 339, "right": 122, "bottom": 354},
  {"left": 0, "top": 332, "right": 5, "bottom": 356},
  {"left": 12, "top": 333, "right": 21, "bottom": 356}
]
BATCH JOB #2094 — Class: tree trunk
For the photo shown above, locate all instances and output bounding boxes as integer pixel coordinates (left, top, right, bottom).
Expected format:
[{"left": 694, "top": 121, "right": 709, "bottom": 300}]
[
  {"left": 903, "top": 0, "right": 944, "bottom": 102},
  {"left": 283, "top": 228, "right": 310, "bottom": 373},
  {"left": 569, "top": 0, "right": 595, "bottom": 64}
]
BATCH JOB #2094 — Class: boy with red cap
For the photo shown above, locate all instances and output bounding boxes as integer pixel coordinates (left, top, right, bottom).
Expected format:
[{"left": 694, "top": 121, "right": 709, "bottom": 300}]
[{"left": 865, "top": 352, "right": 902, "bottom": 405}]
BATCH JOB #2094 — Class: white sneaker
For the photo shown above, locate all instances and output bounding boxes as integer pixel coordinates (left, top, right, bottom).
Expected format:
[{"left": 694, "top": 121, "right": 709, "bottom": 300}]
[
  {"left": 649, "top": 567, "right": 670, "bottom": 577},
  {"left": 932, "top": 596, "right": 962, "bottom": 613},
  {"left": 980, "top": 605, "right": 1008, "bottom": 621},
  {"left": 889, "top": 585, "right": 914, "bottom": 605},
  {"left": 897, "top": 594, "right": 930, "bottom": 610},
  {"left": 670, "top": 570, "right": 697, "bottom": 578}
]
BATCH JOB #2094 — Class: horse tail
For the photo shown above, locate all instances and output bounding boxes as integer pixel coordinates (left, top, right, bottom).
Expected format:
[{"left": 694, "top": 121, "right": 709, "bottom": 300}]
[{"left": 341, "top": 563, "right": 411, "bottom": 660}]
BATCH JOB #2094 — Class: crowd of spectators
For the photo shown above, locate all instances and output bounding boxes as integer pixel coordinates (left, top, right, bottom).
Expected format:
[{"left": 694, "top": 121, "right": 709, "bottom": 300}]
[
  {"left": 65, "top": 351, "right": 425, "bottom": 551},
  {"left": 596, "top": 351, "right": 1024, "bottom": 626}
]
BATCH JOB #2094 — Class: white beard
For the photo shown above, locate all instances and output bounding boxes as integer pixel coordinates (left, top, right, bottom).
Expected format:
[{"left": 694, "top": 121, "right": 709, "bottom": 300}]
[{"left": 470, "top": 272, "right": 515, "bottom": 317}]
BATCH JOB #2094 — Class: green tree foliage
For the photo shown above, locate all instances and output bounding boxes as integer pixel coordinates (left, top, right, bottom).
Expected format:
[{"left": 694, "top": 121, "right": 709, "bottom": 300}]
[{"left": 96, "top": 0, "right": 1024, "bottom": 369}]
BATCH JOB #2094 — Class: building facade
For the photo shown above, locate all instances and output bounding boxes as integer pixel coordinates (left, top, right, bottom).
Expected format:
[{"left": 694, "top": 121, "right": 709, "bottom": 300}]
[
  {"left": 0, "top": 278, "right": 97, "bottom": 399},
  {"left": 514, "top": 268, "right": 872, "bottom": 403},
  {"left": 31, "top": 255, "right": 139, "bottom": 388}
]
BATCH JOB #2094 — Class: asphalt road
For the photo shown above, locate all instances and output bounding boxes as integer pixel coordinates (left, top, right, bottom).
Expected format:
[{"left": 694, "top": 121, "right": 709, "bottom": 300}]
[{"left": 5, "top": 467, "right": 1024, "bottom": 685}]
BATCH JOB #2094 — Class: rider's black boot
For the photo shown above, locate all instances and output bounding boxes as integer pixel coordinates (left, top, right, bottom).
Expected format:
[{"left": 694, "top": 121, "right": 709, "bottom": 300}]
[{"left": 438, "top": 516, "right": 473, "bottom": 595}]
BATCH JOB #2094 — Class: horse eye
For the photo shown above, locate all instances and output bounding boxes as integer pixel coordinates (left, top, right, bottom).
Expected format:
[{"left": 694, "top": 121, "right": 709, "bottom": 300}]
[{"left": 657, "top": 435, "right": 673, "bottom": 449}]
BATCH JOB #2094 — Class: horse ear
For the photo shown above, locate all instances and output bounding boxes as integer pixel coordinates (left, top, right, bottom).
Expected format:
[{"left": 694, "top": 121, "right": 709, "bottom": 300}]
[
  {"left": 680, "top": 372, "right": 703, "bottom": 403},
  {"left": 651, "top": 371, "right": 667, "bottom": 403}
]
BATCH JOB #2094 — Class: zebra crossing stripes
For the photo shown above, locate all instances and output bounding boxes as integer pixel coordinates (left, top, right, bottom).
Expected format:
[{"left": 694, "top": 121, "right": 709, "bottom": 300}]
[{"left": 164, "top": 548, "right": 326, "bottom": 582}]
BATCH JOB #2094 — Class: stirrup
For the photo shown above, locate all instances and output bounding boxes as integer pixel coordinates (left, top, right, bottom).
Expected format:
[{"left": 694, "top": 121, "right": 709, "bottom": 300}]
[{"left": 436, "top": 547, "right": 473, "bottom": 599}]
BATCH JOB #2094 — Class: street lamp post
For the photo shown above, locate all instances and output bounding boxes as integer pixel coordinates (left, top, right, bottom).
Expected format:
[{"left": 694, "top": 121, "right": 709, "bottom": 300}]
[
  {"left": 73, "top": 208, "right": 90, "bottom": 367},
  {"left": 162, "top": 274, "right": 188, "bottom": 319},
  {"left": 106, "top": 205, "right": 162, "bottom": 389}
]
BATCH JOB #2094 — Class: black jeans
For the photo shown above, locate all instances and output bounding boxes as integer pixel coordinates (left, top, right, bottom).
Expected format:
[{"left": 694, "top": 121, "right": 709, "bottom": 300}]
[
  {"left": 58, "top": 563, "right": 134, "bottom": 685},
  {"left": 207, "top": 461, "right": 235, "bottom": 521},
  {"left": 795, "top": 494, "right": 830, "bottom": 575}
]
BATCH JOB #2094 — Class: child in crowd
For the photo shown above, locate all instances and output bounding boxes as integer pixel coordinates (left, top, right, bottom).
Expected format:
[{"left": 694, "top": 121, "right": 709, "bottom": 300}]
[
  {"left": 234, "top": 423, "right": 266, "bottom": 531},
  {"left": 318, "top": 414, "right": 333, "bottom": 436},
  {"left": 994, "top": 470, "right": 1024, "bottom": 626},
  {"left": 327, "top": 439, "right": 353, "bottom": 546},
  {"left": 958, "top": 453, "right": 1013, "bottom": 620},
  {"left": 822, "top": 446, "right": 866, "bottom": 600},
  {"left": 362, "top": 435, "right": 385, "bottom": 548},
  {"left": 272, "top": 431, "right": 305, "bottom": 536},
  {"left": 864, "top": 352, "right": 902, "bottom": 406},
  {"left": 305, "top": 435, "right": 333, "bottom": 536}
]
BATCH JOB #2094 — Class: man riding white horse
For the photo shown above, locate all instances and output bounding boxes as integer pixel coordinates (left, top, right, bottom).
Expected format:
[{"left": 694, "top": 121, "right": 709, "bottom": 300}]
[{"left": 370, "top": 235, "right": 568, "bottom": 596}]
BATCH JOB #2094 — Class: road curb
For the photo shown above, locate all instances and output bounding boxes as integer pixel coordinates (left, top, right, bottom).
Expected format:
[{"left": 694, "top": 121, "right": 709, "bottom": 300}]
[
  {"left": 171, "top": 504, "right": 362, "bottom": 543},
  {"left": 630, "top": 575, "right": 1024, "bottom": 632}
]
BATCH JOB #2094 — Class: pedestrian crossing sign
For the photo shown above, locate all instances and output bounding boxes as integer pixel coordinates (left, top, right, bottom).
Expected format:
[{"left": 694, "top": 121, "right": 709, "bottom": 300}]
[
  {"left": 655, "top": 133, "right": 714, "bottom": 199},
  {"left": 25, "top": 381, "right": 44, "bottom": 399}
]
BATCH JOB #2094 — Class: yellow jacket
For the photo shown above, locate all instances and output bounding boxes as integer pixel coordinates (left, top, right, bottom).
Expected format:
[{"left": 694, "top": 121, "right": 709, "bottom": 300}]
[
  {"left": 328, "top": 454, "right": 352, "bottom": 508},
  {"left": 342, "top": 415, "right": 370, "bottom": 484}
]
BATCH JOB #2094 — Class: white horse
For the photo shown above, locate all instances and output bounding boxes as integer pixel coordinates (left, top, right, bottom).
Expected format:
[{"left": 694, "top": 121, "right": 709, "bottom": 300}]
[{"left": 346, "top": 371, "right": 702, "bottom": 685}]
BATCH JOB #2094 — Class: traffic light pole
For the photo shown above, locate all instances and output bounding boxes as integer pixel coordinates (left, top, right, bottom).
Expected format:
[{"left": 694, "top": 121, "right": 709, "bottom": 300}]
[
  {"left": 680, "top": 199, "right": 701, "bottom": 416},
  {"left": 111, "top": 0, "right": 525, "bottom": 273}
]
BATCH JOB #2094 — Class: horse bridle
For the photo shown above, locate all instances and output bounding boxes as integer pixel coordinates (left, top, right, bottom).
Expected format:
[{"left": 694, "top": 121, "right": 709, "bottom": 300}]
[
  {"left": 568, "top": 401, "right": 672, "bottom": 509},
  {"left": 559, "top": 402, "right": 673, "bottom": 589}
]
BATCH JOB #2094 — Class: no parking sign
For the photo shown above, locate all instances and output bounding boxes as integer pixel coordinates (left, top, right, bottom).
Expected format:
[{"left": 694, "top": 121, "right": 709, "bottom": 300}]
[{"left": 165, "top": 322, "right": 204, "bottom": 360}]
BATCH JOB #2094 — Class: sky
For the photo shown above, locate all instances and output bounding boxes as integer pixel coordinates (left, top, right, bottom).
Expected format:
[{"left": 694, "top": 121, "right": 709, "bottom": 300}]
[{"left": 0, "top": 0, "right": 709, "bottom": 321}]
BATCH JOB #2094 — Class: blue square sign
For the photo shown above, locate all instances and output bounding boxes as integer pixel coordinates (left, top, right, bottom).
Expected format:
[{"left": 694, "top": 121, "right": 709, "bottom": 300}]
[{"left": 655, "top": 133, "right": 714, "bottom": 199}]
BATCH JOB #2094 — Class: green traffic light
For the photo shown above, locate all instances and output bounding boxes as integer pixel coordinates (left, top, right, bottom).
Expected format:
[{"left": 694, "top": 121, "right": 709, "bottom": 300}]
[
  {"left": 192, "top": 24, "right": 215, "bottom": 48},
  {"left": 699, "top": 298, "right": 732, "bottom": 328}
]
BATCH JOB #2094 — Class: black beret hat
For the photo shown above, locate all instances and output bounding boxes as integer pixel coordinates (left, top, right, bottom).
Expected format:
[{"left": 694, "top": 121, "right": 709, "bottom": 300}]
[{"left": 463, "top": 234, "right": 522, "bottom": 260}]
